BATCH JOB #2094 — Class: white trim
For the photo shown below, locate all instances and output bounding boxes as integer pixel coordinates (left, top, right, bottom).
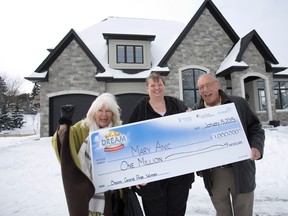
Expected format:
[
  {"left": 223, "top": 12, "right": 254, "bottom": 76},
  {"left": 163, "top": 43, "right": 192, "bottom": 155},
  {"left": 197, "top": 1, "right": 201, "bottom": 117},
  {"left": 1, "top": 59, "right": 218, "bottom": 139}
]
[
  {"left": 178, "top": 71, "right": 183, "bottom": 100},
  {"left": 47, "top": 90, "right": 100, "bottom": 98},
  {"left": 240, "top": 72, "right": 272, "bottom": 121},
  {"left": 179, "top": 65, "right": 210, "bottom": 73},
  {"left": 276, "top": 109, "right": 288, "bottom": 113}
]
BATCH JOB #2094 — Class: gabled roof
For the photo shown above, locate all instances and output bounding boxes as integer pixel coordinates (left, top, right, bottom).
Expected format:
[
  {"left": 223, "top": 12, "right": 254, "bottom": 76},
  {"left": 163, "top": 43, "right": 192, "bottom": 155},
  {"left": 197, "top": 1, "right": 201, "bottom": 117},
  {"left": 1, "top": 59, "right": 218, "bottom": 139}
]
[
  {"left": 34, "top": 29, "right": 105, "bottom": 73},
  {"left": 217, "top": 30, "right": 287, "bottom": 76},
  {"left": 158, "top": 0, "right": 239, "bottom": 67},
  {"left": 26, "top": 1, "right": 287, "bottom": 82},
  {"left": 78, "top": 17, "right": 185, "bottom": 80},
  {"left": 238, "top": 30, "right": 279, "bottom": 64},
  {"left": 26, "top": 17, "right": 185, "bottom": 82}
]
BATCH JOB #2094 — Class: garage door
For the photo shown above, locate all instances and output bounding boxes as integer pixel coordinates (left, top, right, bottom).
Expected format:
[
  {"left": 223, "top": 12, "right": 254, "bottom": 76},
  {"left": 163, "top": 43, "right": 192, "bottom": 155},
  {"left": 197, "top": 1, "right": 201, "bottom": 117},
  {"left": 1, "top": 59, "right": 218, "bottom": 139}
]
[
  {"left": 49, "top": 93, "right": 146, "bottom": 136},
  {"left": 49, "top": 94, "right": 96, "bottom": 136},
  {"left": 116, "top": 93, "right": 147, "bottom": 124}
]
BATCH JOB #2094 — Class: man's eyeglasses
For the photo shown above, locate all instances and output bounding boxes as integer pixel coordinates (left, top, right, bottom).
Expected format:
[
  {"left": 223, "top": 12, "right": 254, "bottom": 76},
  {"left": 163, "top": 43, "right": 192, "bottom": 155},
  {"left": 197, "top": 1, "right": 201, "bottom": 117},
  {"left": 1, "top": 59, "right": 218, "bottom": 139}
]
[{"left": 197, "top": 80, "right": 217, "bottom": 91}]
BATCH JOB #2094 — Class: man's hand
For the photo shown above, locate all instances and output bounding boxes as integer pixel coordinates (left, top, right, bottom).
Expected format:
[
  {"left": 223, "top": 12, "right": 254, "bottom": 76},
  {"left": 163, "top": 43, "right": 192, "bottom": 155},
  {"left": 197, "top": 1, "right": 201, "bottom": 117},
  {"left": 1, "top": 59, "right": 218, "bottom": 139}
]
[{"left": 250, "top": 147, "right": 261, "bottom": 160}]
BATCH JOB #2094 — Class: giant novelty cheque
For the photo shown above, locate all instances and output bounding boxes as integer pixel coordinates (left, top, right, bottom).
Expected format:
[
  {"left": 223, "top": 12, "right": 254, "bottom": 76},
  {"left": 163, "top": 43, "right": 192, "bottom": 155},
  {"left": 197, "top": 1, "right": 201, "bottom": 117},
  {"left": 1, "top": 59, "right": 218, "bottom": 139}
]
[{"left": 89, "top": 103, "right": 251, "bottom": 193}]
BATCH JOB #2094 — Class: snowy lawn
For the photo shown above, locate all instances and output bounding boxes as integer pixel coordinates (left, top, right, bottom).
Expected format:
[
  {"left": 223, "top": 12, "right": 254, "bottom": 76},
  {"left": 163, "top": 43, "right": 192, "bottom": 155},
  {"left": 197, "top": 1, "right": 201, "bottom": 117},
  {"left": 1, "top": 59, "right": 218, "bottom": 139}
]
[{"left": 0, "top": 114, "right": 287, "bottom": 215}]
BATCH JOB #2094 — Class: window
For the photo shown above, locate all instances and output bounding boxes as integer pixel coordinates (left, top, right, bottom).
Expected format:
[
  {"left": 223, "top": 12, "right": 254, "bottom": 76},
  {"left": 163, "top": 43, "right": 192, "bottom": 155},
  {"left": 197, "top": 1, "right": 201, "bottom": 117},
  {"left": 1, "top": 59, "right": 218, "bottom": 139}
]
[
  {"left": 182, "top": 69, "right": 206, "bottom": 108},
  {"left": 273, "top": 81, "right": 288, "bottom": 109},
  {"left": 107, "top": 39, "right": 151, "bottom": 70},
  {"left": 257, "top": 81, "right": 266, "bottom": 111},
  {"left": 103, "top": 33, "right": 155, "bottom": 70},
  {"left": 117, "top": 45, "right": 143, "bottom": 64},
  {"left": 226, "top": 88, "right": 232, "bottom": 96},
  {"left": 226, "top": 79, "right": 232, "bottom": 95}
]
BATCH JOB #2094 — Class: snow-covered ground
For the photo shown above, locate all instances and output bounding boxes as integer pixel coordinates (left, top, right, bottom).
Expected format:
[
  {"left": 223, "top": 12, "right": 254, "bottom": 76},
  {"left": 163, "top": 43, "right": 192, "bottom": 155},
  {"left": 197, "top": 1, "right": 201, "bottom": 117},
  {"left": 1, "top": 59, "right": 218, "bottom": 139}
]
[{"left": 0, "top": 114, "right": 288, "bottom": 215}]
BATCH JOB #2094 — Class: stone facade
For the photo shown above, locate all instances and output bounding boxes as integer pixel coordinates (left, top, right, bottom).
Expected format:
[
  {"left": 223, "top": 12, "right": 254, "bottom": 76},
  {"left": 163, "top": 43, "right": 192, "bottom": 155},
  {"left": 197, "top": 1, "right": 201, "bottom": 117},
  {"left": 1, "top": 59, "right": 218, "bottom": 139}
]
[
  {"left": 166, "top": 9, "right": 233, "bottom": 98},
  {"left": 39, "top": 40, "right": 105, "bottom": 136}
]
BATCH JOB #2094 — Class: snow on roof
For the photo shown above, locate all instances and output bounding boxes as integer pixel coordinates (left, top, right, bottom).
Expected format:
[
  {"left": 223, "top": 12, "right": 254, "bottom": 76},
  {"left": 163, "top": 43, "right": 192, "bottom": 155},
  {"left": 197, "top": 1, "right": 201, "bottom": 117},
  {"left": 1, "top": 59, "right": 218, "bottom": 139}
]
[
  {"left": 275, "top": 69, "right": 288, "bottom": 75},
  {"left": 78, "top": 17, "right": 185, "bottom": 79},
  {"left": 26, "top": 71, "right": 48, "bottom": 78},
  {"left": 269, "top": 62, "right": 288, "bottom": 75},
  {"left": 216, "top": 40, "right": 248, "bottom": 74}
]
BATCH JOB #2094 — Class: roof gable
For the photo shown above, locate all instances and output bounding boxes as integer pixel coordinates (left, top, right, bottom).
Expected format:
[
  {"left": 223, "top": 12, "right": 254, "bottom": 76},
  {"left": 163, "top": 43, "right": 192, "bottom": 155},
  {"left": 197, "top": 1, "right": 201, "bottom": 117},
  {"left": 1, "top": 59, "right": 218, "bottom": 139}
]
[
  {"left": 158, "top": 0, "right": 239, "bottom": 67},
  {"left": 217, "top": 29, "right": 287, "bottom": 76},
  {"left": 237, "top": 30, "right": 277, "bottom": 63},
  {"left": 238, "top": 30, "right": 287, "bottom": 73},
  {"left": 34, "top": 29, "right": 105, "bottom": 73}
]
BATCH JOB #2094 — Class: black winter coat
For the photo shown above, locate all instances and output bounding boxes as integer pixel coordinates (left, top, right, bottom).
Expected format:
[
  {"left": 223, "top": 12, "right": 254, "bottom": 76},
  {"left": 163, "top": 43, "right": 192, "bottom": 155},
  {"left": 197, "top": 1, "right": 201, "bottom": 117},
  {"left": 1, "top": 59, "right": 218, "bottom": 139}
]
[
  {"left": 129, "top": 96, "right": 195, "bottom": 199},
  {"left": 193, "top": 90, "right": 265, "bottom": 196}
]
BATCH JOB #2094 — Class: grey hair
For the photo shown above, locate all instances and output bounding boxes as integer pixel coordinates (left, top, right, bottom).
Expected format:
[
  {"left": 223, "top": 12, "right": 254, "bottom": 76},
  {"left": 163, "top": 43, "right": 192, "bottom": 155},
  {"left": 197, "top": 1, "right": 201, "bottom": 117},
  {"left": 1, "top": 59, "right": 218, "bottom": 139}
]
[
  {"left": 82, "top": 93, "right": 122, "bottom": 128},
  {"left": 197, "top": 73, "right": 218, "bottom": 84}
]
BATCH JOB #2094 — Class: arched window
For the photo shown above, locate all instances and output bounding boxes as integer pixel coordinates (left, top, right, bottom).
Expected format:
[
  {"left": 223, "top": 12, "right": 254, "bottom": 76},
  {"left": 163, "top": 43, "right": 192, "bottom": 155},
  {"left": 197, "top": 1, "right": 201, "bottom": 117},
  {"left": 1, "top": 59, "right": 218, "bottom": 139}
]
[{"left": 182, "top": 69, "right": 206, "bottom": 108}]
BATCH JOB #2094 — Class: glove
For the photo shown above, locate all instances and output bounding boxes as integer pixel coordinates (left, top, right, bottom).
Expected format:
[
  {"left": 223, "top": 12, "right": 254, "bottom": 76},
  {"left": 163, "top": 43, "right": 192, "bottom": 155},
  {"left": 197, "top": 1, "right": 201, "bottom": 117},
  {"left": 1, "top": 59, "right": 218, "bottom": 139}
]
[{"left": 58, "top": 104, "right": 75, "bottom": 125}]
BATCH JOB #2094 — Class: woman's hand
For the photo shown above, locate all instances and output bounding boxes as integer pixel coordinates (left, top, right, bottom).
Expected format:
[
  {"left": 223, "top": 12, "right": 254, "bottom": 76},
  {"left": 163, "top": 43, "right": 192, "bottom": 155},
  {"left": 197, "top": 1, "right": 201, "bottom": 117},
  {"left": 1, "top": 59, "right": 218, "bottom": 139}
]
[{"left": 135, "top": 183, "right": 147, "bottom": 189}]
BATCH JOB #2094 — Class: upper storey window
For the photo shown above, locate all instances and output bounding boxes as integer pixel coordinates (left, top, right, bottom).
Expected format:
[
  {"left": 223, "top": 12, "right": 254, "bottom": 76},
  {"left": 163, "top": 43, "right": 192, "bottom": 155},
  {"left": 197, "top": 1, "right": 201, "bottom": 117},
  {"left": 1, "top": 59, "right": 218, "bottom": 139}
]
[
  {"left": 117, "top": 45, "right": 143, "bottom": 64},
  {"left": 103, "top": 33, "right": 155, "bottom": 71}
]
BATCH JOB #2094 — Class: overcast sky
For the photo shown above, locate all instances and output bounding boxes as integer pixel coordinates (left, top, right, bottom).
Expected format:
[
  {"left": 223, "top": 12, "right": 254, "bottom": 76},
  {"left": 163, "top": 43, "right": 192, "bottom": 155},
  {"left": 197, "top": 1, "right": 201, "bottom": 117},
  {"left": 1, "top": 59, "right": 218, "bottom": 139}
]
[{"left": 0, "top": 0, "right": 287, "bottom": 93}]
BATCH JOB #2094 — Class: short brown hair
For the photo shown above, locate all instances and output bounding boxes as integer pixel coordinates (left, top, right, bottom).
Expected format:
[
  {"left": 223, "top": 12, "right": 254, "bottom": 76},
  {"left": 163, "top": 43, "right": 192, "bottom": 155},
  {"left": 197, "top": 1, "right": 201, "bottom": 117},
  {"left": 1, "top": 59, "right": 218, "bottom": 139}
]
[{"left": 146, "top": 73, "right": 165, "bottom": 86}]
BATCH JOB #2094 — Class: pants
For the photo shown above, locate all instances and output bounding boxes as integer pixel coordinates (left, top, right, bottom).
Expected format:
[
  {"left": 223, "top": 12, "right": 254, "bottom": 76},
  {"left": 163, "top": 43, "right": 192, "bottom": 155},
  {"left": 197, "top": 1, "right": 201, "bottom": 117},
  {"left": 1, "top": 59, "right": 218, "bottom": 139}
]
[
  {"left": 88, "top": 212, "right": 104, "bottom": 216},
  {"left": 211, "top": 167, "right": 254, "bottom": 216},
  {"left": 141, "top": 175, "right": 191, "bottom": 216}
]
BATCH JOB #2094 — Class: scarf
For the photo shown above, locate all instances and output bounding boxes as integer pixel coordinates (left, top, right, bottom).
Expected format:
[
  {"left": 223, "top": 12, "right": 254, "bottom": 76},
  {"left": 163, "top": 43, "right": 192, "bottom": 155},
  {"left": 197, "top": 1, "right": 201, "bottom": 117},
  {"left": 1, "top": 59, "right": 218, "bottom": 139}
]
[{"left": 78, "top": 121, "right": 113, "bottom": 214}]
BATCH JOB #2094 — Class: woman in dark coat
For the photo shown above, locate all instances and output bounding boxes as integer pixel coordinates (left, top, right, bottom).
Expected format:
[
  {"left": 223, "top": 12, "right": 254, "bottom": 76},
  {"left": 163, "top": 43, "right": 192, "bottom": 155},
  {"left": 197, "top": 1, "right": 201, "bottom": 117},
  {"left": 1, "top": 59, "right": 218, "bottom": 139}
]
[{"left": 129, "top": 73, "right": 194, "bottom": 216}]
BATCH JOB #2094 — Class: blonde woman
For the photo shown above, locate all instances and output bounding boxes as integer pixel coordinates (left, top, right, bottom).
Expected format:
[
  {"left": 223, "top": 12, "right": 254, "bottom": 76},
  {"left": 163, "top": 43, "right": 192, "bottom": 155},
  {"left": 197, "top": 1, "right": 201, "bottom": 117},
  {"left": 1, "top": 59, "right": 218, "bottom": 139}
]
[{"left": 52, "top": 93, "right": 123, "bottom": 216}]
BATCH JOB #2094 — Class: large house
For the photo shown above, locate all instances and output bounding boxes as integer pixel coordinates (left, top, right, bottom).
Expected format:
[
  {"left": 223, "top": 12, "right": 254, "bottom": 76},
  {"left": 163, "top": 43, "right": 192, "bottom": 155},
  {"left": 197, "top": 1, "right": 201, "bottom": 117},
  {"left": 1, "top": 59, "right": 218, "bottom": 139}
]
[{"left": 25, "top": 0, "right": 288, "bottom": 137}]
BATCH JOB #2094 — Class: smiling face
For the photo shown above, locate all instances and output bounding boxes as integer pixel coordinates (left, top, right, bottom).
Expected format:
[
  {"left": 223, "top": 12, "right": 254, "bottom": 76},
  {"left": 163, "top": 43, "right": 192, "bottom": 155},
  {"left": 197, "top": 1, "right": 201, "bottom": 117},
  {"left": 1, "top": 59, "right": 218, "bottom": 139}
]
[
  {"left": 146, "top": 77, "right": 165, "bottom": 100},
  {"left": 94, "top": 105, "right": 113, "bottom": 128},
  {"left": 197, "top": 74, "right": 221, "bottom": 107}
]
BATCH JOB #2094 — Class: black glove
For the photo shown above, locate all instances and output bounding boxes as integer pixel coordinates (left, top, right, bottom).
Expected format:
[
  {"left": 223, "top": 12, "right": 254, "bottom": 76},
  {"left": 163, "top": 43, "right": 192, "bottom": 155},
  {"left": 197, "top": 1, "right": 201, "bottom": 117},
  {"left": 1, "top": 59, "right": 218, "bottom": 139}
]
[{"left": 58, "top": 104, "right": 75, "bottom": 125}]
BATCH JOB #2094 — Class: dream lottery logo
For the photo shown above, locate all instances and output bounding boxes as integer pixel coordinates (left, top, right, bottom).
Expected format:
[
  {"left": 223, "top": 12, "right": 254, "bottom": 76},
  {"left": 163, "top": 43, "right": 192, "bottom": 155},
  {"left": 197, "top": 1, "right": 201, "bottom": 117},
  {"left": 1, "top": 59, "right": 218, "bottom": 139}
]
[{"left": 101, "top": 130, "right": 126, "bottom": 152}]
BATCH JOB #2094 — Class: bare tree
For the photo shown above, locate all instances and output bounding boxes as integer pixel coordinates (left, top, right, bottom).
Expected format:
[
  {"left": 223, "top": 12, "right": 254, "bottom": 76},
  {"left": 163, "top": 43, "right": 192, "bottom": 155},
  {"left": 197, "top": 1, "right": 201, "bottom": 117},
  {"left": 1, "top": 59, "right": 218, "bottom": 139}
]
[{"left": 0, "top": 72, "right": 24, "bottom": 96}]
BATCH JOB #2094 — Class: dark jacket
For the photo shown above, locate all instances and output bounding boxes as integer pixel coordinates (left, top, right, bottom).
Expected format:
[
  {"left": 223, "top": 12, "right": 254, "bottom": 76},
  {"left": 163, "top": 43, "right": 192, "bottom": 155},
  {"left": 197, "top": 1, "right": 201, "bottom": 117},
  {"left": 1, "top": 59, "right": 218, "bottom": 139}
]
[
  {"left": 193, "top": 90, "right": 265, "bottom": 196},
  {"left": 129, "top": 96, "right": 195, "bottom": 199}
]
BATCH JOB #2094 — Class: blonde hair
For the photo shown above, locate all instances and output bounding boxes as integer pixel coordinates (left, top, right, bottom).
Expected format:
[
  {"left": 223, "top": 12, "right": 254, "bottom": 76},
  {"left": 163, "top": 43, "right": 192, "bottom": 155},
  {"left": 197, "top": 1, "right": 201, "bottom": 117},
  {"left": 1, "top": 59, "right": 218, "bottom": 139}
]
[{"left": 82, "top": 93, "right": 122, "bottom": 128}]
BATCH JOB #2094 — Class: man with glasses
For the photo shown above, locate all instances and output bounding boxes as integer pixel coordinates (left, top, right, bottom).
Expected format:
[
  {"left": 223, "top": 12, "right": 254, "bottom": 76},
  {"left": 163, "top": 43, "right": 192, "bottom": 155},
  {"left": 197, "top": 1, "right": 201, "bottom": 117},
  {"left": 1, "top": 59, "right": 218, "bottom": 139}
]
[{"left": 193, "top": 73, "right": 265, "bottom": 216}]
